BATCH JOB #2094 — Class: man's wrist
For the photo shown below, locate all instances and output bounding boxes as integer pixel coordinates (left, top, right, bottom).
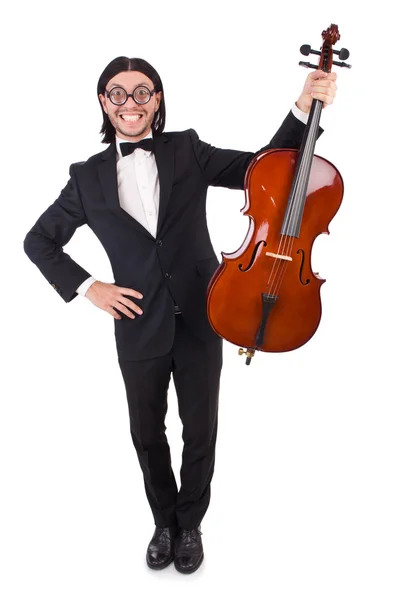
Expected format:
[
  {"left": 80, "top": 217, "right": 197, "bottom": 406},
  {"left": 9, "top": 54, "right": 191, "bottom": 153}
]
[
  {"left": 292, "top": 102, "right": 309, "bottom": 125},
  {"left": 77, "top": 276, "right": 96, "bottom": 296}
]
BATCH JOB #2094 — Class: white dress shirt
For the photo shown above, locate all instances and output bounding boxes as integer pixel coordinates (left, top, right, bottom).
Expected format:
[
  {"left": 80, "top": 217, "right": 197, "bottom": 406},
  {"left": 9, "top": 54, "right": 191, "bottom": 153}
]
[{"left": 77, "top": 104, "right": 308, "bottom": 296}]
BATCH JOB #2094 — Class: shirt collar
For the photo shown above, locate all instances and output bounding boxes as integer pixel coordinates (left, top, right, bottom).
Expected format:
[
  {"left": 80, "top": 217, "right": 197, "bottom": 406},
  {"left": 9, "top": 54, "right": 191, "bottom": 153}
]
[{"left": 116, "top": 132, "right": 153, "bottom": 159}]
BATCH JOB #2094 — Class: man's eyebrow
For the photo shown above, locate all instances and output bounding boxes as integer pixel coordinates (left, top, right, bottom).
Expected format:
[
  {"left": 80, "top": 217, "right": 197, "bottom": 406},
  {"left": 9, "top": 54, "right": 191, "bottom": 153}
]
[{"left": 108, "top": 82, "right": 153, "bottom": 89}]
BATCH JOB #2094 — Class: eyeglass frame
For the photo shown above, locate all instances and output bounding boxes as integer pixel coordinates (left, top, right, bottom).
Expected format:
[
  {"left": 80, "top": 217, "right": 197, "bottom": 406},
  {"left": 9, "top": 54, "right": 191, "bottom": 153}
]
[{"left": 105, "top": 84, "right": 158, "bottom": 106}]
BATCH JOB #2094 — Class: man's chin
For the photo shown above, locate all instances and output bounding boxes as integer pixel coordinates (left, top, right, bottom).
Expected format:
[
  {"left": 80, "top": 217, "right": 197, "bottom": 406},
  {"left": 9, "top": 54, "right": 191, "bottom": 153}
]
[{"left": 117, "top": 125, "right": 150, "bottom": 139}]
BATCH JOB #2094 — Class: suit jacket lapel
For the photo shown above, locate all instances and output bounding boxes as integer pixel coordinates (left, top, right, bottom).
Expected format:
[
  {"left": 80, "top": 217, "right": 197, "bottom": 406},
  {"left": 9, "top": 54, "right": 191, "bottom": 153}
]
[
  {"left": 97, "top": 143, "right": 154, "bottom": 239},
  {"left": 154, "top": 133, "right": 174, "bottom": 236},
  {"left": 97, "top": 134, "right": 174, "bottom": 239}
]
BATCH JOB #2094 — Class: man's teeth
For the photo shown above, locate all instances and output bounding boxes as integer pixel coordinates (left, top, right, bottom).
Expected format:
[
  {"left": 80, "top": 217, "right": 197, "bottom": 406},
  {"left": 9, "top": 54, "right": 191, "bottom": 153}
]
[{"left": 121, "top": 114, "right": 142, "bottom": 121}]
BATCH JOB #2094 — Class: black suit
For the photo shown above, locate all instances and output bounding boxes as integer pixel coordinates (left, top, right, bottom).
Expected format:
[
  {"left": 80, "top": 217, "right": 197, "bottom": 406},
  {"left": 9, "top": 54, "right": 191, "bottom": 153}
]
[{"left": 24, "top": 111, "right": 308, "bottom": 528}]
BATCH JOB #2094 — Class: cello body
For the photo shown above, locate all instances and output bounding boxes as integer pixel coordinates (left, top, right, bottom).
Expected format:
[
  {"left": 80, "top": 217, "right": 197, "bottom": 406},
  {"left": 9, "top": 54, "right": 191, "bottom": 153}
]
[{"left": 206, "top": 148, "right": 343, "bottom": 353}]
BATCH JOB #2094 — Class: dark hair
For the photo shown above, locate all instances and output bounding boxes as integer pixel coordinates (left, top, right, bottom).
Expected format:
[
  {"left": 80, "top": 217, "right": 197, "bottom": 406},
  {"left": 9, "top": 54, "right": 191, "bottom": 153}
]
[{"left": 97, "top": 57, "right": 166, "bottom": 144}]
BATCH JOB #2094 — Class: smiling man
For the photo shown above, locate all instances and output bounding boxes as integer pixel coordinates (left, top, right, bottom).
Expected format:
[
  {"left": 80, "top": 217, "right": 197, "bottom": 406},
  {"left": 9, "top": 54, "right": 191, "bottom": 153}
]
[{"left": 23, "top": 56, "right": 336, "bottom": 574}]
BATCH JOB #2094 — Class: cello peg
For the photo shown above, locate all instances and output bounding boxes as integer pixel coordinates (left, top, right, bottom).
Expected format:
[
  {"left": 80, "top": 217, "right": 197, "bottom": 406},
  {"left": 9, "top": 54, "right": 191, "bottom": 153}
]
[
  {"left": 334, "top": 47, "right": 350, "bottom": 60},
  {"left": 332, "top": 60, "right": 352, "bottom": 69},
  {"left": 300, "top": 44, "right": 321, "bottom": 56},
  {"left": 299, "top": 61, "right": 319, "bottom": 69},
  {"left": 300, "top": 44, "right": 311, "bottom": 56}
]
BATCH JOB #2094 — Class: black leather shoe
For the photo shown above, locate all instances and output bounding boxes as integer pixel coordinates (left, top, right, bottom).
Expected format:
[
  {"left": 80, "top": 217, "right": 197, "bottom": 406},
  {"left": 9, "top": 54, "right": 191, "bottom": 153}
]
[
  {"left": 174, "top": 526, "right": 204, "bottom": 574},
  {"left": 146, "top": 526, "right": 176, "bottom": 570}
]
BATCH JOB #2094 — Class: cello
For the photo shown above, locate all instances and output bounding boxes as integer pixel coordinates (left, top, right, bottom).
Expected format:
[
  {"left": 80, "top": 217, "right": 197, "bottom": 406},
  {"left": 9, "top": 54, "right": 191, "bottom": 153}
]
[{"left": 206, "top": 24, "right": 351, "bottom": 365}]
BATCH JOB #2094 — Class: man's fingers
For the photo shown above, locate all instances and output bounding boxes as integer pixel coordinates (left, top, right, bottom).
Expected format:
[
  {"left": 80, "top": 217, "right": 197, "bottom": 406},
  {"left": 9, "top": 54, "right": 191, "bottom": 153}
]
[
  {"left": 120, "top": 296, "right": 144, "bottom": 315},
  {"left": 113, "top": 287, "right": 144, "bottom": 318},
  {"left": 311, "top": 92, "right": 334, "bottom": 105},
  {"left": 311, "top": 80, "right": 337, "bottom": 92},
  {"left": 113, "top": 300, "right": 137, "bottom": 319},
  {"left": 109, "top": 306, "right": 122, "bottom": 320},
  {"left": 120, "top": 287, "right": 144, "bottom": 299},
  {"left": 310, "top": 71, "right": 337, "bottom": 81},
  {"left": 310, "top": 70, "right": 328, "bottom": 79},
  {"left": 86, "top": 282, "right": 144, "bottom": 320},
  {"left": 310, "top": 77, "right": 337, "bottom": 106}
]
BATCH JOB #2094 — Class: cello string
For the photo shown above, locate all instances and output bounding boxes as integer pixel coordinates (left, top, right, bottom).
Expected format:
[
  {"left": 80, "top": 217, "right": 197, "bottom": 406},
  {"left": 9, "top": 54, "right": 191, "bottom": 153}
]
[
  {"left": 268, "top": 150, "right": 310, "bottom": 297},
  {"left": 267, "top": 154, "right": 307, "bottom": 295},
  {"left": 266, "top": 101, "right": 321, "bottom": 298},
  {"left": 274, "top": 113, "right": 318, "bottom": 291},
  {"left": 274, "top": 152, "right": 310, "bottom": 295},
  {"left": 271, "top": 131, "right": 318, "bottom": 298}
]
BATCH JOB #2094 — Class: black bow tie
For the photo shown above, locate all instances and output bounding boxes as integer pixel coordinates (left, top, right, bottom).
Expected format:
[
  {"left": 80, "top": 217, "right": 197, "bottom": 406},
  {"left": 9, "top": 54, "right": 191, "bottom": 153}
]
[{"left": 120, "top": 139, "right": 154, "bottom": 156}]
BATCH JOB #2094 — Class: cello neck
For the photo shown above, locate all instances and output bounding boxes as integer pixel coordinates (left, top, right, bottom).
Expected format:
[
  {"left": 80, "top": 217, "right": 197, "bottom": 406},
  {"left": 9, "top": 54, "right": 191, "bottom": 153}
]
[
  {"left": 280, "top": 98, "right": 323, "bottom": 238},
  {"left": 279, "top": 23, "right": 345, "bottom": 239}
]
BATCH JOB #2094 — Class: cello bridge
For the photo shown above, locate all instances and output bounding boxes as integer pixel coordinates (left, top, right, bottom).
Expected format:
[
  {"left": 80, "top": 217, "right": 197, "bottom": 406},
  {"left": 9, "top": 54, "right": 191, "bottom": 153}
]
[{"left": 265, "top": 252, "right": 292, "bottom": 261}]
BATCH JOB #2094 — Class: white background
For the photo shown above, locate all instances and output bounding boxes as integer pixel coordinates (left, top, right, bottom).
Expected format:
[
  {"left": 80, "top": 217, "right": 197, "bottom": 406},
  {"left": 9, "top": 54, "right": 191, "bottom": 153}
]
[{"left": 1, "top": 1, "right": 396, "bottom": 598}]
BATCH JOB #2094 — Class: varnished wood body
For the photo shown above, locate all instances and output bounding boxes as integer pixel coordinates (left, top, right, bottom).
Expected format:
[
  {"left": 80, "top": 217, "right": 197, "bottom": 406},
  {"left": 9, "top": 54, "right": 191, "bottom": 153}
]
[{"left": 206, "top": 149, "right": 344, "bottom": 352}]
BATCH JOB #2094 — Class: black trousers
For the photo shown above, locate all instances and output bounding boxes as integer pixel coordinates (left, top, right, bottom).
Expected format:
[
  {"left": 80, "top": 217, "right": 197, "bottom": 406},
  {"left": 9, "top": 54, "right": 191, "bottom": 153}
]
[{"left": 118, "top": 313, "right": 223, "bottom": 530}]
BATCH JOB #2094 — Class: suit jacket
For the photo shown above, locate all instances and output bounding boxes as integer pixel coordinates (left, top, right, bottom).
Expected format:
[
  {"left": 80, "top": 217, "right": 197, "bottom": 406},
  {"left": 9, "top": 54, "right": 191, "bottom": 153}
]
[{"left": 24, "top": 111, "right": 311, "bottom": 361}]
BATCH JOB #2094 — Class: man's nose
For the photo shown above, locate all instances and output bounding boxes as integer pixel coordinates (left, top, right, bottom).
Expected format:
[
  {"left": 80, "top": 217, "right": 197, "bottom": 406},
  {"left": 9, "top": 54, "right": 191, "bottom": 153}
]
[{"left": 124, "top": 95, "right": 139, "bottom": 108}]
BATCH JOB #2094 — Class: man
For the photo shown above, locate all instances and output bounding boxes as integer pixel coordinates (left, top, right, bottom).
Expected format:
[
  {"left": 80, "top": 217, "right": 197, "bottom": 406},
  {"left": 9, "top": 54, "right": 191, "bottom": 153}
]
[{"left": 23, "top": 57, "right": 337, "bottom": 574}]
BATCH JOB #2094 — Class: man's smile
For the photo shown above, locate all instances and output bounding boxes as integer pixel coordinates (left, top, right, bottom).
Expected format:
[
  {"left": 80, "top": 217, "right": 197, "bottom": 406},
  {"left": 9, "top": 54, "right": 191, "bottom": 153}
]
[{"left": 119, "top": 113, "right": 143, "bottom": 122}]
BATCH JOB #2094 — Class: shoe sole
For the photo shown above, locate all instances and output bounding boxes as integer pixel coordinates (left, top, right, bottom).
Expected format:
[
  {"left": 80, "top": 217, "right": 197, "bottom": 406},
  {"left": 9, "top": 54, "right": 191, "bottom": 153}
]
[
  {"left": 146, "top": 554, "right": 174, "bottom": 570},
  {"left": 174, "top": 553, "right": 204, "bottom": 574}
]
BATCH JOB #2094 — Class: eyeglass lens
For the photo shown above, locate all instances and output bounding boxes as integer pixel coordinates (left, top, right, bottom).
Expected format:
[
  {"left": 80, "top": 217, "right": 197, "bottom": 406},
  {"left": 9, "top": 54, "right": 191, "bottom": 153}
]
[{"left": 109, "top": 86, "right": 152, "bottom": 105}]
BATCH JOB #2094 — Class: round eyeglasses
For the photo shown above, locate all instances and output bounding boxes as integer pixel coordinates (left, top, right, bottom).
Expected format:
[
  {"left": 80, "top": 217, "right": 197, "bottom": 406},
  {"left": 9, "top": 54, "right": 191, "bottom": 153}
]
[{"left": 105, "top": 85, "right": 157, "bottom": 106}]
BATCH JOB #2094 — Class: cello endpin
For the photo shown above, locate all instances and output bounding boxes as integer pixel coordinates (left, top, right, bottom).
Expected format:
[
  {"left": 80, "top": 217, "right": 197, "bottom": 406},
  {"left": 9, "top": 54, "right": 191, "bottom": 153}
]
[{"left": 238, "top": 348, "right": 255, "bottom": 362}]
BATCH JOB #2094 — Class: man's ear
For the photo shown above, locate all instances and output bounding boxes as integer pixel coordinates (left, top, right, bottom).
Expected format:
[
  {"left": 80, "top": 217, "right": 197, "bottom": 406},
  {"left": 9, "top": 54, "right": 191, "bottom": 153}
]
[
  {"left": 98, "top": 94, "right": 108, "bottom": 114},
  {"left": 155, "top": 91, "right": 162, "bottom": 112}
]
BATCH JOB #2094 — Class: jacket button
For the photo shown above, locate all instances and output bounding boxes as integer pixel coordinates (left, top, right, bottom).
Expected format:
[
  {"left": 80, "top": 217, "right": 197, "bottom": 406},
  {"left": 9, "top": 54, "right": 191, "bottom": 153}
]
[
  {"left": 156, "top": 239, "right": 163, "bottom": 246},
  {"left": 165, "top": 273, "right": 171, "bottom": 279}
]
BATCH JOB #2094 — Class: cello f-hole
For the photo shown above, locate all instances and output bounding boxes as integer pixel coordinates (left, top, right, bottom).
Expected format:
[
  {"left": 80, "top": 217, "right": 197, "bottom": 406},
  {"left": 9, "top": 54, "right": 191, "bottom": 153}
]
[
  {"left": 238, "top": 240, "right": 267, "bottom": 272},
  {"left": 297, "top": 248, "right": 310, "bottom": 285}
]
